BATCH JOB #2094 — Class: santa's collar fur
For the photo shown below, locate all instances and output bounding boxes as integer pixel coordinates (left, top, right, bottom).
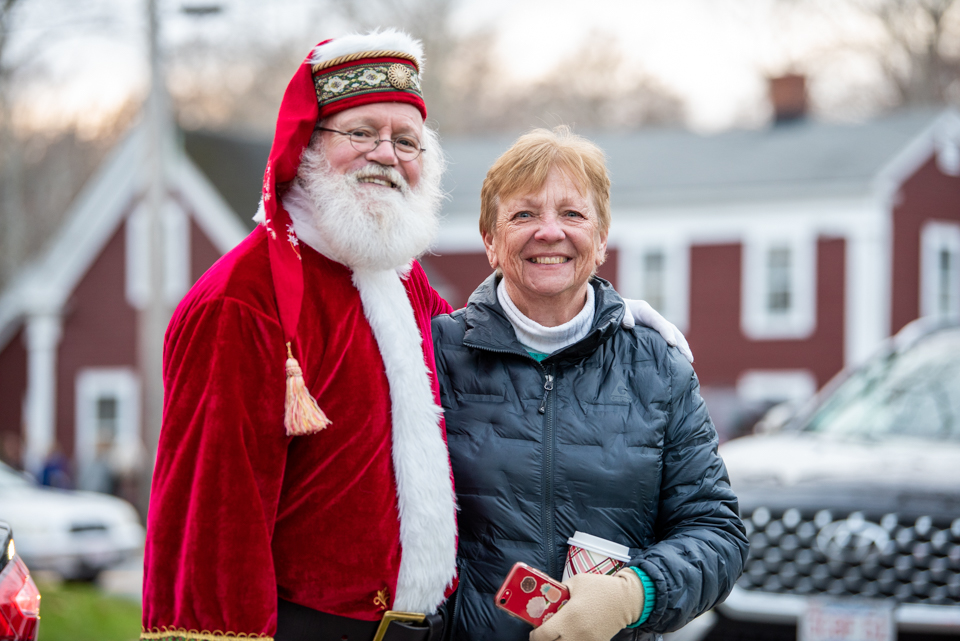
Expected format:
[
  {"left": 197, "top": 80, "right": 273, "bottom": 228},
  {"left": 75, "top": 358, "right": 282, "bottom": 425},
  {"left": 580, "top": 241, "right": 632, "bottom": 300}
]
[{"left": 351, "top": 267, "right": 456, "bottom": 612}]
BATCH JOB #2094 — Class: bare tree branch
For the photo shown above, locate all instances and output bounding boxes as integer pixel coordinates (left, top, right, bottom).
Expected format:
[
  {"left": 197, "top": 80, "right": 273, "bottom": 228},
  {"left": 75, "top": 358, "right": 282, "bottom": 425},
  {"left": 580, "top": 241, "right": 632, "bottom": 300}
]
[{"left": 781, "top": 0, "right": 960, "bottom": 112}]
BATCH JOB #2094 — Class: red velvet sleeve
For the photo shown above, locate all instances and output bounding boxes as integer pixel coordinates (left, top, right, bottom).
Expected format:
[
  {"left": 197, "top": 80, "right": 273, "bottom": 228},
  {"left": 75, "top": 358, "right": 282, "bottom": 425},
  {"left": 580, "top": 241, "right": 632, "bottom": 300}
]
[
  {"left": 142, "top": 296, "right": 289, "bottom": 641},
  {"left": 431, "top": 290, "right": 454, "bottom": 316},
  {"left": 409, "top": 260, "right": 453, "bottom": 317}
]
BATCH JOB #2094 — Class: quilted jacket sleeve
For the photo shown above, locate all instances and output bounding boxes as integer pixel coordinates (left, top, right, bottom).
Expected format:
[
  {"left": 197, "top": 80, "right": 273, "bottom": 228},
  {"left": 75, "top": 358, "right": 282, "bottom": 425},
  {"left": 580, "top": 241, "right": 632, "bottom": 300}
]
[{"left": 631, "top": 352, "right": 749, "bottom": 632}]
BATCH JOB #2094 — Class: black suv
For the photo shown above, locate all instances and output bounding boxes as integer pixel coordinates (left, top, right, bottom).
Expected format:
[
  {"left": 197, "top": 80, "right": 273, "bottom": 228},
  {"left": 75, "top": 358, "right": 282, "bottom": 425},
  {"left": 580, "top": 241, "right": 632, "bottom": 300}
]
[{"left": 713, "top": 320, "right": 960, "bottom": 638}]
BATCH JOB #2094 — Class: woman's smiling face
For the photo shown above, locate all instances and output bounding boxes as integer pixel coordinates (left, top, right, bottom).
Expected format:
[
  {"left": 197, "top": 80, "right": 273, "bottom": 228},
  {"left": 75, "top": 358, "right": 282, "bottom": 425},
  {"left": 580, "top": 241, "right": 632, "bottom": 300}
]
[{"left": 483, "top": 166, "right": 607, "bottom": 323}]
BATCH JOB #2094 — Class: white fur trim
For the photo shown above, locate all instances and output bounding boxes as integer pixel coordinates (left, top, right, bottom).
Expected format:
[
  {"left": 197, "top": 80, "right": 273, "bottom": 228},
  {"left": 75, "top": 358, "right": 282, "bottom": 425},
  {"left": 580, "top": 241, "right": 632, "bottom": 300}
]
[
  {"left": 253, "top": 198, "right": 266, "bottom": 224},
  {"left": 352, "top": 268, "right": 457, "bottom": 613},
  {"left": 310, "top": 28, "right": 425, "bottom": 73}
]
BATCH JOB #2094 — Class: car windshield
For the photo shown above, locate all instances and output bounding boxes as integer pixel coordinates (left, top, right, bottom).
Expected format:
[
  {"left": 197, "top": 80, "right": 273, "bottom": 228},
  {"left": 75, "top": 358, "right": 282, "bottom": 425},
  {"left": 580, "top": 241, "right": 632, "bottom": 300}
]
[
  {"left": 0, "top": 462, "right": 31, "bottom": 489},
  {"left": 803, "top": 327, "right": 960, "bottom": 441}
]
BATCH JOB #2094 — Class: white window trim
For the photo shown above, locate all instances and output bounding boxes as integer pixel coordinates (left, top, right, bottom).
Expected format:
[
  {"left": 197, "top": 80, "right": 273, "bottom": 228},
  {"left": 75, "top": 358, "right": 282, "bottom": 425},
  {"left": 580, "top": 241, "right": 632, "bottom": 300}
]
[
  {"left": 920, "top": 220, "right": 960, "bottom": 321},
  {"left": 125, "top": 203, "right": 150, "bottom": 310},
  {"left": 164, "top": 200, "right": 190, "bottom": 304},
  {"left": 741, "top": 232, "right": 817, "bottom": 340},
  {"left": 616, "top": 240, "right": 689, "bottom": 332},
  {"left": 75, "top": 368, "right": 142, "bottom": 489},
  {"left": 737, "top": 369, "right": 817, "bottom": 405},
  {"left": 125, "top": 200, "right": 190, "bottom": 309}
]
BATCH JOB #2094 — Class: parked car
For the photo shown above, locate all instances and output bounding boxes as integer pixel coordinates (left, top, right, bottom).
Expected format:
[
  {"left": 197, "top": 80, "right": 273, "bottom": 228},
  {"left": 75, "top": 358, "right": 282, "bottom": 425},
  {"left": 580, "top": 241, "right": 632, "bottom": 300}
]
[
  {"left": 0, "top": 463, "right": 144, "bottom": 580},
  {"left": 714, "top": 319, "right": 960, "bottom": 639},
  {"left": 0, "top": 522, "right": 39, "bottom": 640}
]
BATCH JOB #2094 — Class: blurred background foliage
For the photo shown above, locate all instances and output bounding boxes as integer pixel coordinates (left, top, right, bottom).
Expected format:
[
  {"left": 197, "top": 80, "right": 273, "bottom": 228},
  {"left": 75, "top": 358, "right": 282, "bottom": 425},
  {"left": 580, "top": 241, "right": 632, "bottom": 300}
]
[{"left": 0, "top": 0, "right": 959, "bottom": 287}]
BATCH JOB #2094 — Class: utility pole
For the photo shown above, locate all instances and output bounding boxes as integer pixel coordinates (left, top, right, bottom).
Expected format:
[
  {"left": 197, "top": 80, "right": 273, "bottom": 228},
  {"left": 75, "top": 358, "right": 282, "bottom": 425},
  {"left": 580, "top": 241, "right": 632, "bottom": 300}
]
[{"left": 139, "top": 0, "right": 170, "bottom": 517}]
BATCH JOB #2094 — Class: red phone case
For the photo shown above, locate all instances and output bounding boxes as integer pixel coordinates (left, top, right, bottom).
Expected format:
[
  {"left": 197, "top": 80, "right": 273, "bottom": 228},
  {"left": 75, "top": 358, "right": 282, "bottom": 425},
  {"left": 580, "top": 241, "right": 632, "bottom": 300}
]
[{"left": 494, "top": 562, "right": 570, "bottom": 627}]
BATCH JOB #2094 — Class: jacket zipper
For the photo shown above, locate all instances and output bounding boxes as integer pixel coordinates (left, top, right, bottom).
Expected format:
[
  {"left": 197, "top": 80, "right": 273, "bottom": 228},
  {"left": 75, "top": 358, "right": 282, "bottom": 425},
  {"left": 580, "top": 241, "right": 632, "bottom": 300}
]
[
  {"left": 541, "top": 366, "right": 558, "bottom": 578},
  {"left": 460, "top": 342, "right": 559, "bottom": 577},
  {"left": 538, "top": 374, "right": 554, "bottom": 414}
]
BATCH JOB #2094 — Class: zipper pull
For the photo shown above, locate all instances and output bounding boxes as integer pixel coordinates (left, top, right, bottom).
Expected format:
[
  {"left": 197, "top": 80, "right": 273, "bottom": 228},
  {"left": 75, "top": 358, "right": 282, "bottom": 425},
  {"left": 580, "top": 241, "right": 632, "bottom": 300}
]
[{"left": 538, "top": 374, "right": 554, "bottom": 414}]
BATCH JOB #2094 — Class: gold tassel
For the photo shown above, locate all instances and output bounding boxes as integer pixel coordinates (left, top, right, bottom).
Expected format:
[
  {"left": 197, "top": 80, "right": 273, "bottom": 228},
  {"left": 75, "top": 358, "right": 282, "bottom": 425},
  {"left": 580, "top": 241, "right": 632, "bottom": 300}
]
[{"left": 283, "top": 342, "right": 332, "bottom": 436}]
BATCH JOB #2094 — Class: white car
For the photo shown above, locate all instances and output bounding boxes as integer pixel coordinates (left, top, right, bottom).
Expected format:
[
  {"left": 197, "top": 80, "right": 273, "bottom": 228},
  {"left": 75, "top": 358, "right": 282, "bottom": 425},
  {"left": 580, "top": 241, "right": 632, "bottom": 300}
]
[{"left": 0, "top": 462, "right": 144, "bottom": 580}]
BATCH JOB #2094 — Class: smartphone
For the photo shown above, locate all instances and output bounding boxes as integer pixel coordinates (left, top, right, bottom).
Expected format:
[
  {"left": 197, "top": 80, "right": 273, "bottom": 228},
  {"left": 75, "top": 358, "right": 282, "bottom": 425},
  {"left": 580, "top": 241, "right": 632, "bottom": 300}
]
[{"left": 494, "top": 562, "right": 570, "bottom": 627}]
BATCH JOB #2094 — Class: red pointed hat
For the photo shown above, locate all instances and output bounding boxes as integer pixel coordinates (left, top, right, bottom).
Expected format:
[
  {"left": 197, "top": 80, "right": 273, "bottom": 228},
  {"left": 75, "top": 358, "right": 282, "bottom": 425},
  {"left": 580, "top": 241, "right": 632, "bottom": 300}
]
[{"left": 256, "top": 30, "right": 427, "bottom": 436}]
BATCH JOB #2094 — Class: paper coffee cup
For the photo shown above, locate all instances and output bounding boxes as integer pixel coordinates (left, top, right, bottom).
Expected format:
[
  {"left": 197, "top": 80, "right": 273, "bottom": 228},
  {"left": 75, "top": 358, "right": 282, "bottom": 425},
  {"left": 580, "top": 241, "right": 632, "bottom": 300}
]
[{"left": 562, "top": 531, "right": 631, "bottom": 581}]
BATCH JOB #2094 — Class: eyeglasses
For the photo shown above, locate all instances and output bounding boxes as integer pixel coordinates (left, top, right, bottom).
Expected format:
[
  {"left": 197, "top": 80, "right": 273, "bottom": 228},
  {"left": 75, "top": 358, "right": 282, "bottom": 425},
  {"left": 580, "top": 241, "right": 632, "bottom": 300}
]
[{"left": 316, "top": 126, "right": 425, "bottom": 161}]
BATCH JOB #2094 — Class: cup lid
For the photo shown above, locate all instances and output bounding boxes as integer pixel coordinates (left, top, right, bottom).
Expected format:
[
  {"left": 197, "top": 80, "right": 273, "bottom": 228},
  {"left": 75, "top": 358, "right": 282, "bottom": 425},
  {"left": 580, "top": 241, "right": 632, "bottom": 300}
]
[{"left": 566, "top": 531, "right": 631, "bottom": 562}]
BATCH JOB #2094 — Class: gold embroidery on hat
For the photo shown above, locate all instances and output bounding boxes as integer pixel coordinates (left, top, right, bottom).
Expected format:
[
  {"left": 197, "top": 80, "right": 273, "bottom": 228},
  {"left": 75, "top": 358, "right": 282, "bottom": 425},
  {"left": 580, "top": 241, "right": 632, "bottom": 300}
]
[{"left": 387, "top": 64, "right": 412, "bottom": 90}]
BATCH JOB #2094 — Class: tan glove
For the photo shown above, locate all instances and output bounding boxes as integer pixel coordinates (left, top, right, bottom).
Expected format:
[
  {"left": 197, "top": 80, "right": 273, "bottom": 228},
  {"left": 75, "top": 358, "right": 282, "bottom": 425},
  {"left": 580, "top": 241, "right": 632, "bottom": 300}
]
[{"left": 529, "top": 569, "right": 644, "bottom": 641}]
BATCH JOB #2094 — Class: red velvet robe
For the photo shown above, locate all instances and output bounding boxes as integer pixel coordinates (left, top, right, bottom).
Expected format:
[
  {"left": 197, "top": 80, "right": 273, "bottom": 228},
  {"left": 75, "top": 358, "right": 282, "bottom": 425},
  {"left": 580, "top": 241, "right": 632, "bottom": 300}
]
[{"left": 142, "top": 226, "right": 455, "bottom": 640}]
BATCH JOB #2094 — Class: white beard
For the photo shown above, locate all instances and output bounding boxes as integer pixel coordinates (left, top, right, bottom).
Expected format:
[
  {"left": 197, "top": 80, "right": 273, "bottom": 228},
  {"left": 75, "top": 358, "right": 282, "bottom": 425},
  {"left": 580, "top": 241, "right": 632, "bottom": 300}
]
[{"left": 282, "top": 131, "right": 444, "bottom": 273}]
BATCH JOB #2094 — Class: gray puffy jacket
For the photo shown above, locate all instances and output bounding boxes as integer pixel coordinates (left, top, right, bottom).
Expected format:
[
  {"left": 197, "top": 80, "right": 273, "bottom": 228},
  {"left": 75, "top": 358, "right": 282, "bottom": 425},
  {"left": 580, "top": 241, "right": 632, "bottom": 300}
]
[{"left": 432, "top": 274, "right": 748, "bottom": 641}]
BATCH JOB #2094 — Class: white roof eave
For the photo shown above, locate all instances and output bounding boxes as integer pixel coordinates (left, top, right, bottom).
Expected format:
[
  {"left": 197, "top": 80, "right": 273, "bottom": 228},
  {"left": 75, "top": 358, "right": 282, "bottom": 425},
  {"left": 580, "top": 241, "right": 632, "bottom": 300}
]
[{"left": 0, "top": 126, "right": 146, "bottom": 350}]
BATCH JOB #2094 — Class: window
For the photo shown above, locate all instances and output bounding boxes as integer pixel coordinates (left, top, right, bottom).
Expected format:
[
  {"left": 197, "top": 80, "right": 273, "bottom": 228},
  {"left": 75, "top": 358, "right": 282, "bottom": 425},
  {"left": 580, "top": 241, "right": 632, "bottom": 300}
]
[
  {"left": 766, "top": 246, "right": 792, "bottom": 314},
  {"left": 75, "top": 369, "right": 142, "bottom": 494},
  {"left": 804, "top": 328, "right": 960, "bottom": 441},
  {"left": 96, "top": 396, "right": 118, "bottom": 447},
  {"left": 642, "top": 250, "right": 666, "bottom": 314},
  {"left": 939, "top": 249, "right": 953, "bottom": 313},
  {"left": 921, "top": 221, "right": 960, "bottom": 321},
  {"left": 618, "top": 242, "right": 689, "bottom": 331},
  {"left": 742, "top": 234, "right": 816, "bottom": 339}
]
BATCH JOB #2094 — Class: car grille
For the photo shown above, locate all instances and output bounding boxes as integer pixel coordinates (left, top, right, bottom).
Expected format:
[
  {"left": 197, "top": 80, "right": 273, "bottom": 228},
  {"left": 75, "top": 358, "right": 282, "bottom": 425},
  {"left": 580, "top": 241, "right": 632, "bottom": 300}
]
[{"left": 740, "top": 507, "right": 960, "bottom": 605}]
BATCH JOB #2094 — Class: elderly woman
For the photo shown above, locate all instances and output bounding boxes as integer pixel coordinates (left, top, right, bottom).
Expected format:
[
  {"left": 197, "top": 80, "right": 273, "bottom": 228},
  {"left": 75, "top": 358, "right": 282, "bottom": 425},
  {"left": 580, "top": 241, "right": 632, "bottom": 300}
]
[{"left": 432, "top": 128, "right": 748, "bottom": 641}]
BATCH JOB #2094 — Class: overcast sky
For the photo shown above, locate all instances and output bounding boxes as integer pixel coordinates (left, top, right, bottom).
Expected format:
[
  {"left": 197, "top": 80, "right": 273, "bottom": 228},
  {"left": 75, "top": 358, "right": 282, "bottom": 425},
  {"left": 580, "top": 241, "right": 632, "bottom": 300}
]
[{"left": 7, "top": 0, "right": 888, "bottom": 134}]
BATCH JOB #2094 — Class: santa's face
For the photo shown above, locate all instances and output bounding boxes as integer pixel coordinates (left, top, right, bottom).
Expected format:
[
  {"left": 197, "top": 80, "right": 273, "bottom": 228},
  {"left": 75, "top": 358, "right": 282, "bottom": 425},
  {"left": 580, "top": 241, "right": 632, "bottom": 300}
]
[
  {"left": 320, "top": 102, "right": 424, "bottom": 191},
  {"left": 289, "top": 108, "right": 443, "bottom": 273}
]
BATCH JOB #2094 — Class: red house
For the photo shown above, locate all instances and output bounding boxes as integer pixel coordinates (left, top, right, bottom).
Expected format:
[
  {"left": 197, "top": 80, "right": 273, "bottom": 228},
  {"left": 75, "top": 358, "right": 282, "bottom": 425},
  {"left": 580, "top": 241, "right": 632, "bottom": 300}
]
[
  {"left": 2, "top": 108, "right": 959, "bottom": 485},
  {"left": 0, "top": 124, "right": 248, "bottom": 482},
  {"left": 424, "top": 109, "right": 960, "bottom": 437}
]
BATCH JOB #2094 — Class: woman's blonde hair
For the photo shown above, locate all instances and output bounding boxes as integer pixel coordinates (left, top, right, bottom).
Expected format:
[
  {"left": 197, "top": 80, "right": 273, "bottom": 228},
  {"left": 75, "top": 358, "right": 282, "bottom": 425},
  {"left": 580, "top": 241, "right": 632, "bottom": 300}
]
[{"left": 479, "top": 126, "right": 611, "bottom": 238}]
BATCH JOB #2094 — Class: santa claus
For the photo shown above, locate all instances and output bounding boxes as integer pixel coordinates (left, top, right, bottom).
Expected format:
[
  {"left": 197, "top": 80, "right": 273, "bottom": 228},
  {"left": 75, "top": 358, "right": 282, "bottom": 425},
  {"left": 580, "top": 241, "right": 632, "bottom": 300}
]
[{"left": 141, "top": 29, "right": 689, "bottom": 641}]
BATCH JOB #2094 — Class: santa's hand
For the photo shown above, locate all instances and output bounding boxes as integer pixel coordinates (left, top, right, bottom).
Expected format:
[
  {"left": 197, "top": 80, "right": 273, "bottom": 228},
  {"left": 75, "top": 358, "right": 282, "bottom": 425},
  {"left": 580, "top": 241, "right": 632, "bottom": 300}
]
[
  {"left": 621, "top": 299, "right": 693, "bottom": 363},
  {"left": 529, "top": 570, "right": 644, "bottom": 641}
]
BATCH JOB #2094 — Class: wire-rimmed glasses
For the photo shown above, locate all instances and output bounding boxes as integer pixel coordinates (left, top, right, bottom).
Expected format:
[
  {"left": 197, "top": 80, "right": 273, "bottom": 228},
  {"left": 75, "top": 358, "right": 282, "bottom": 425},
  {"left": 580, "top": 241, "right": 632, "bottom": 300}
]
[{"left": 316, "top": 126, "right": 425, "bottom": 161}]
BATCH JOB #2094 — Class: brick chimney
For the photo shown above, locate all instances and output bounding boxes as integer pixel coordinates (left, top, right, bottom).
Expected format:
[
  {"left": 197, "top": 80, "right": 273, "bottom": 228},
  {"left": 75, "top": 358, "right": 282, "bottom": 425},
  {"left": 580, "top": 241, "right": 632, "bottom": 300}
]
[{"left": 768, "top": 74, "right": 807, "bottom": 124}]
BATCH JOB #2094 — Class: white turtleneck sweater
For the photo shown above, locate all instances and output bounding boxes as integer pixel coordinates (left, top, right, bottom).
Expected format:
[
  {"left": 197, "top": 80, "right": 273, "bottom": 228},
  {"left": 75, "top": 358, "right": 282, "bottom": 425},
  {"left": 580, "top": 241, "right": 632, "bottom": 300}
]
[{"left": 497, "top": 279, "right": 595, "bottom": 359}]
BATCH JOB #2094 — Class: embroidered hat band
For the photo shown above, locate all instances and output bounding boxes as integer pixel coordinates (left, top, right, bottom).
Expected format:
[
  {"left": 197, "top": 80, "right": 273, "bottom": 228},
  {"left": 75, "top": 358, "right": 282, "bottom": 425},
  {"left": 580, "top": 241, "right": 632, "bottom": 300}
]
[{"left": 312, "top": 52, "right": 424, "bottom": 120}]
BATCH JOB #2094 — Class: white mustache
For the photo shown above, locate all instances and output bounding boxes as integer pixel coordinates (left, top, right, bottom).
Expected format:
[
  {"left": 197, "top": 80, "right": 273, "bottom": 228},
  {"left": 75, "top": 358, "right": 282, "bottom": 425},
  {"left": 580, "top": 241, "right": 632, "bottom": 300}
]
[{"left": 352, "top": 164, "right": 410, "bottom": 194}]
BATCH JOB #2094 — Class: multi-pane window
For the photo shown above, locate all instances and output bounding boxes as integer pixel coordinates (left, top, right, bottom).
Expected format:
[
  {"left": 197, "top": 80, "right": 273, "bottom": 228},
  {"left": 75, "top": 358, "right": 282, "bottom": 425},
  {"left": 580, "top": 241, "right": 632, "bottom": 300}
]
[
  {"left": 766, "top": 246, "right": 792, "bottom": 314},
  {"left": 742, "top": 235, "right": 816, "bottom": 339},
  {"left": 618, "top": 242, "right": 689, "bottom": 332},
  {"left": 938, "top": 248, "right": 955, "bottom": 317},
  {"left": 642, "top": 250, "right": 666, "bottom": 313},
  {"left": 96, "top": 396, "right": 118, "bottom": 448},
  {"left": 921, "top": 221, "right": 960, "bottom": 321},
  {"left": 76, "top": 369, "right": 141, "bottom": 494}
]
